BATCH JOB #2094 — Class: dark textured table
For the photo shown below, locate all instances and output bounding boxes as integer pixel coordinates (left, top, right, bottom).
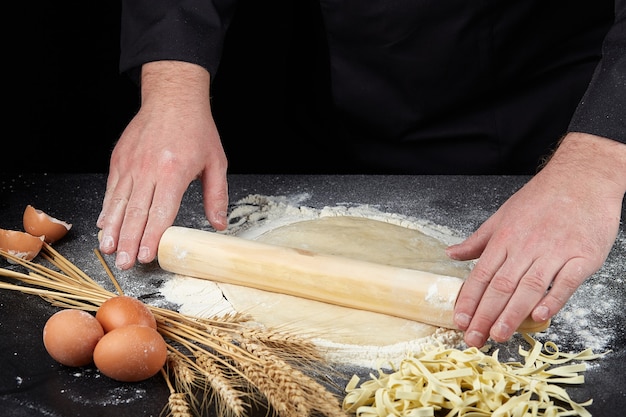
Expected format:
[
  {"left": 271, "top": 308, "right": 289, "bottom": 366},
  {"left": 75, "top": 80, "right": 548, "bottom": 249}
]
[{"left": 1, "top": 173, "right": 624, "bottom": 417}]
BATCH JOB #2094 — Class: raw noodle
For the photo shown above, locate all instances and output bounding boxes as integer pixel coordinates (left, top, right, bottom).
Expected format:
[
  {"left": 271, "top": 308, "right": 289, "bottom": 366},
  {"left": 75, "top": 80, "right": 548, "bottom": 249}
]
[{"left": 343, "top": 334, "right": 606, "bottom": 417}]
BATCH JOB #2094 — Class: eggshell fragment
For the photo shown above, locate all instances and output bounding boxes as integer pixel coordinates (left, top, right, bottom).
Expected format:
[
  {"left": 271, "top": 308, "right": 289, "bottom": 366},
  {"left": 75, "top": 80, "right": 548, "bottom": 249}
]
[
  {"left": 96, "top": 295, "right": 157, "bottom": 333},
  {"left": 43, "top": 309, "right": 105, "bottom": 367},
  {"left": 23, "top": 205, "right": 72, "bottom": 244},
  {"left": 93, "top": 325, "right": 167, "bottom": 382},
  {"left": 0, "top": 228, "right": 45, "bottom": 262}
]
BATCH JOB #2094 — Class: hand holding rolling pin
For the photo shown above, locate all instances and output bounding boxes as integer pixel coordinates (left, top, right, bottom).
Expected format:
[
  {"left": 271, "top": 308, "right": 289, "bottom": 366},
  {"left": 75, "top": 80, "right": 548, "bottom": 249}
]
[
  {"left": 97, "top": 62, "right": 229, "bottom": 270},
  {"left": 448, "top": 133, "right": 626, "bottom": 347}
]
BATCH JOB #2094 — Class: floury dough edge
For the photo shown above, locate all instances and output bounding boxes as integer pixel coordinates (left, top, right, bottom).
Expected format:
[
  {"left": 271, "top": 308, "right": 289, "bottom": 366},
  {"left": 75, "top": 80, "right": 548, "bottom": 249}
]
[
  {"left": 226, "top": 193, "right": 469, "bottom": 244},
  {"left": 160, "top": 193, "right": 473, "bottom": 368}
]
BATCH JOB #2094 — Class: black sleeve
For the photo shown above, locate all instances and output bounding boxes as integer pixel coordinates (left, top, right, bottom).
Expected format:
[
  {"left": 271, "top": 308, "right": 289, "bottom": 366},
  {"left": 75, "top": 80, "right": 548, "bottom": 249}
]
[
  {"left": 568, "top": 0, "right": 626, "bottom": 143},
  {"left": 119, "top": 0, "right": 239, "bottom": 83}
]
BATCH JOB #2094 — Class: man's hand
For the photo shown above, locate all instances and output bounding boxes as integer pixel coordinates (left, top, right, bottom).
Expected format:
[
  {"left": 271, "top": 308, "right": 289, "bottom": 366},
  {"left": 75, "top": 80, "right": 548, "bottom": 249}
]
[
  {"left": 97, "top": 61, "right": 229, "bottom": 270},
  {"left": 447, "top": 132, "right": 626, "bottom": 347}
]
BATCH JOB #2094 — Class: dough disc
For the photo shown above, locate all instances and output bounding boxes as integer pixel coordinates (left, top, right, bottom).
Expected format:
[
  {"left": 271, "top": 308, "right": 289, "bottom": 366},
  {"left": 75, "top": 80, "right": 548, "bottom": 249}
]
[{"left": 220, "top": 216, "right": 472, "bottom": 346}]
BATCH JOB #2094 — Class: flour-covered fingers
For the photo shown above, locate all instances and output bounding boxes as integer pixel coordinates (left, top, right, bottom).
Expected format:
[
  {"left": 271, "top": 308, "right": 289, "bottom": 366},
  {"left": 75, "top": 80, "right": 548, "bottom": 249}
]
[
  {"left": 446, "top": 227, "right": 492, "bottom": 262},
  {"left": 488, "top": 258, "right": 561, "bottom": 342},
  {"left": 97, "top": 171, "right": 120, "bottom": 230},
  {"left": 532, "top": 258, "right": 592, "bottom": 322},
  {"left": 200, "top": 161, "right": 229, "bottom": 232},
  {"left": 459, "top": 256, "right": 532, "bottom": 347},
  {"left": 97, "top": 176, "right": 133, "bottom": 256},
  {"left": 453, "top": 248, "right": 506, "bottom": 333},
  {"left": 137, "top": 180, "right": 188, "bottom": 265},
  {"left": 113, "top": 182, "right": 156, "bottom": 270}
]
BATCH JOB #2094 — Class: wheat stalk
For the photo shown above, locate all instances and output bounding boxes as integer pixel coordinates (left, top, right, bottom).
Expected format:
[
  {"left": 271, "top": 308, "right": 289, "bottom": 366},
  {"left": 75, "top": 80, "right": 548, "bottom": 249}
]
[{"left": 0, "top": 244, "right": 345, "bottom": 417}]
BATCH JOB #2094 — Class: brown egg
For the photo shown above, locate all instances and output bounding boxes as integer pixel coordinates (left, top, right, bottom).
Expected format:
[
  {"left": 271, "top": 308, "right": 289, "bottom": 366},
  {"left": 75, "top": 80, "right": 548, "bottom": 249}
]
[
  {"left": 0, "top": 228, "right": 45, "bottom": 262},
  {"left": 43, "top": 309, "right": 105, "bottom": 367},
  {"left": 96, "top": 295, "right": 157, "bottom": 333},
  {"left": 23, "top": 205, "right": 72, "bottom": 244},
  {"left": 93, "top": 325, "right": 167, "bottom": 382}
]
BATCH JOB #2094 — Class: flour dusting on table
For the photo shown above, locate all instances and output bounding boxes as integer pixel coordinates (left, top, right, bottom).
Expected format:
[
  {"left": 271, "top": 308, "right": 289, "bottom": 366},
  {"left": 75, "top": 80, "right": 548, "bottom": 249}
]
[{"left": 160, "top": 194, "right": 468, "bottom": 368}]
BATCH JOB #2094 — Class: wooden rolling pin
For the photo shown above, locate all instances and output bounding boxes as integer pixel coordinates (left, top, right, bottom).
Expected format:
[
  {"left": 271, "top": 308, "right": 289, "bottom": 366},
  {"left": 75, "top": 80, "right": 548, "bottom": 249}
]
[{"left": 157, "top": 226, "right": 549, "bottom": 333}]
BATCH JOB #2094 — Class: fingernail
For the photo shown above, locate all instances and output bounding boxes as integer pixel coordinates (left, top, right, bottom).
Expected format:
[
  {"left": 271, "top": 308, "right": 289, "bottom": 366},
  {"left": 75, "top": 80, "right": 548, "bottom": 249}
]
[
  {"left": 445, "top": 247, "right": 455, "bottom": 258},
  {"left": 100, "top": 234, "right": 114, "bottom": 251},
  {"left": 212, "top": 211, "right": 228, "bottom": 229},
  {"left": 115, "top": 251, "right": 130, "bottom": 269},
  {"left": 533, "top": 305, "right": 550, "bottom": 321},
  {"left": 454, "top": 313, "right": 472, "bottom": 329},
  {"left": 137, "top": 246, "right": 150, "bottom": 262},
  {"left": 491, "top": 321, "right": 511, "bottom": 341},
  {"left": 465, "top": 330, "right": 486, "bottom": 347}
]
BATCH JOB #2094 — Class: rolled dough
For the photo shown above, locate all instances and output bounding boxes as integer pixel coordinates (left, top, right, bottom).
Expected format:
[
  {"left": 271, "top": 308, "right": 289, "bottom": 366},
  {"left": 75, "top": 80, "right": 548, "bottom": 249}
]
[{"left": 219, "top": 216, "right": 472, "bottom": 348}]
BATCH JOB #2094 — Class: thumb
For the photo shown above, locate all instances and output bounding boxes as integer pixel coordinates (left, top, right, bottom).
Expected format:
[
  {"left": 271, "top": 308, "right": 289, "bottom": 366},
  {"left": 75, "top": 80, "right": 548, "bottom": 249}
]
[
  {"left": 200, "top": 169, "right": 229, "bottom": 232},
  {"left": 446, "top": 223, "right": 494, "bottom": 261}
]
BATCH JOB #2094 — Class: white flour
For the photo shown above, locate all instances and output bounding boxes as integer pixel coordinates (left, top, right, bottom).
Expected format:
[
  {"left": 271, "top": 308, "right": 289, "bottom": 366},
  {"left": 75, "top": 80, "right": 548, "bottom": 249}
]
[
  {"left": 544, "top": 263, "right": 623, "bottom": 353},
  {"left": 160, "top": 193, "right": 468, "bottom": 368}
]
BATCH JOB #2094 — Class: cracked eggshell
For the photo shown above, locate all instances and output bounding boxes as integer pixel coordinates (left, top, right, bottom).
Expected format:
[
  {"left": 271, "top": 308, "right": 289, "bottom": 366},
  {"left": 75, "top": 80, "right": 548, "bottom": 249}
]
[
  {"left": 0, "top": 228, "right": 45, "bottom": 262},
  {"left": 23, "top": 205, "right": 72, "bottom": 244}
]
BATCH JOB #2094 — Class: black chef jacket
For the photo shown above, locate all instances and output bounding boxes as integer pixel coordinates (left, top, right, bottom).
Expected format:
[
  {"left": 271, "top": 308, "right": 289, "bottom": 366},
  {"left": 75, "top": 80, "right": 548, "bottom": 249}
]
[{"left": 119, "top": 0, "right": 625, "bottom": 175}]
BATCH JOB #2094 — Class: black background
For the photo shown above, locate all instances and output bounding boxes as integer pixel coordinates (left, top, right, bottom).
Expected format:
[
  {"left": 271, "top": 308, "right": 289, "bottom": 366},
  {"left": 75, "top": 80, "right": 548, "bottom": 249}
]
[{"left": 6, "top": 1, "right": 330, "bottom": 174}]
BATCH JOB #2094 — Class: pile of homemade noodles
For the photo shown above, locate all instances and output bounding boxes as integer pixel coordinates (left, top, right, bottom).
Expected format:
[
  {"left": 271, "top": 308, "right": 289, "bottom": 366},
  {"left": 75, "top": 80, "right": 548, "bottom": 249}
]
[{"left": 343, "top": 334, "right": 605, "bottom": 417}]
